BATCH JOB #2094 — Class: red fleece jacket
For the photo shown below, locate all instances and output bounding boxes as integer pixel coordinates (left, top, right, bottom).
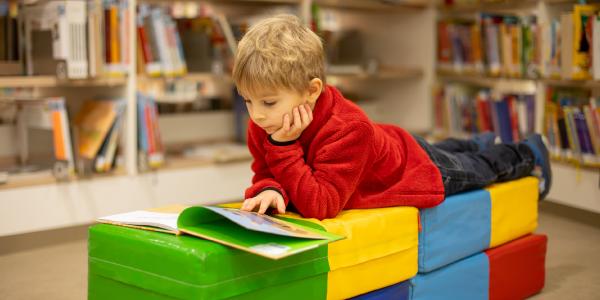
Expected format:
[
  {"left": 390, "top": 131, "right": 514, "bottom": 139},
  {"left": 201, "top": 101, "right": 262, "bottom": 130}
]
[{"left": 245, "top": 85, "right": 444, "bottom": 220}]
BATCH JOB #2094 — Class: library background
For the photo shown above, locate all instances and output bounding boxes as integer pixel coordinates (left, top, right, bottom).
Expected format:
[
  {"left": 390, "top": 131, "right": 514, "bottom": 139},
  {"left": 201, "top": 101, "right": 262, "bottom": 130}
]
[{"left": 0, "top": 0, "right": 599, "bottom": 299}]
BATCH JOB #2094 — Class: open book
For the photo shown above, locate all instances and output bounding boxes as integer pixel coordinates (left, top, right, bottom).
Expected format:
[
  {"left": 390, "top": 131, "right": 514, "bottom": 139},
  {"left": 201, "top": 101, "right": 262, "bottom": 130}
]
[{"left": 97, "top": 205, "right": 344, "bottom": 259}]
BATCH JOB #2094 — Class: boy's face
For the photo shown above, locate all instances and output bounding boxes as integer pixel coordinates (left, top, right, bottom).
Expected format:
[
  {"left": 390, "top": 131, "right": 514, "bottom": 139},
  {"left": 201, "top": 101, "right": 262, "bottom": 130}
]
[{"left": 243, "top": 88, "right": 310, "bottom": 135}]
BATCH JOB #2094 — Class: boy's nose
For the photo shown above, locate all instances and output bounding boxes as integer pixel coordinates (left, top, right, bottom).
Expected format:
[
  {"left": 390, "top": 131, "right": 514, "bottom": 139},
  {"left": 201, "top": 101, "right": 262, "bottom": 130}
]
[{"left": 252, "top": 112, "right": 267, "bottom": 121}]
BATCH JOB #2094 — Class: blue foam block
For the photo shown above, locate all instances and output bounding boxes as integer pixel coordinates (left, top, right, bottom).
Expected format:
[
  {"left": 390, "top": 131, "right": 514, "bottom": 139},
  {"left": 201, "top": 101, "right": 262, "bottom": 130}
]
[
  {"left": 350, "top": 280, "right": 409, "bottom": 300},
  {"left": 410, "top": 252, "right": 489, "bottom": 300},
  {"left": 418, "top": 189, "right": 491, "bottom": 272}
]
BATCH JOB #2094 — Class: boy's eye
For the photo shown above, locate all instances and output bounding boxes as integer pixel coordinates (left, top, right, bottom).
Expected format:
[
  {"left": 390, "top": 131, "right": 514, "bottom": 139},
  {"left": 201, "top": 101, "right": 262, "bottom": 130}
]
[
  {"left": 263, "top": 101, "right": 276, "bottom": 107},
  {"left": 244, "top": 100, "right": 252, "bottom": 105}
]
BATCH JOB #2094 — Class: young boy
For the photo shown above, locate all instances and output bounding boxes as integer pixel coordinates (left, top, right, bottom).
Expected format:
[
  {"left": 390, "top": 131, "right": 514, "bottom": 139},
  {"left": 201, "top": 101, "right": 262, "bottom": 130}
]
[{"left": 234, "top": 15, "right": 551, "bottom": 220}]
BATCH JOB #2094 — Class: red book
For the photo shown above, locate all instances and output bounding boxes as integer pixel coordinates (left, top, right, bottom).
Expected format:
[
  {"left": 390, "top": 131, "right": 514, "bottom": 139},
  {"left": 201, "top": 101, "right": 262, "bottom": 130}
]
[
  {"left": 138, "top": 25, "right": 153, "bottom": 64},
  {"left": 506, "top": 96, "right": 521, "bottom": 141},
  {"left": 144, "top": 103, "right": 156, "bottom": 154}
]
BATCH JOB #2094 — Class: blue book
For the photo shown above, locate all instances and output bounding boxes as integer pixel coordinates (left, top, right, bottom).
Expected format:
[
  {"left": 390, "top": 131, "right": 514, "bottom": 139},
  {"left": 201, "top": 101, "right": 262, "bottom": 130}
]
[
  {"left": 574, "top": 109, "right": 595, "bottom": 155},
  {"left": 137, "top": 93, "right": 149, "bottom": 153},
  {"left": 495, "top": 100, "right": 513, "bottom": 143}
]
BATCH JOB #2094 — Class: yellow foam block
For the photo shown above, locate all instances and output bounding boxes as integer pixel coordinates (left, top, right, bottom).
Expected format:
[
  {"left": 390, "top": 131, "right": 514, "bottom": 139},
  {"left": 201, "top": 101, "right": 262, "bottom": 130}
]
[
  {"left": 282, "top": 207, "right": 419, "bottom": 300},
  {"left": 486, "top": 176, "right": 539, "bottom": 248}
]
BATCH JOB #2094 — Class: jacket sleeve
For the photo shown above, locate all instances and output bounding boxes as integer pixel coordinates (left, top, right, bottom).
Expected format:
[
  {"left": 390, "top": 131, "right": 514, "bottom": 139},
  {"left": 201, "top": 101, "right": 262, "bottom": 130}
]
[
  {"left": 244, "top": 124, "right": 288, "bottom": 201},
  {"left": 262, "top": 121, "right": 373, "bottom": 220}
]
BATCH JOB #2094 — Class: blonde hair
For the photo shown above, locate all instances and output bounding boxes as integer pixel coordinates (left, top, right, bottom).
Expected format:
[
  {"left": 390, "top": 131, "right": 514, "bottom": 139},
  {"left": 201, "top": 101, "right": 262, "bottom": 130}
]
[{"left": 232, "top": 14, "right": 325, "bottom": 97}]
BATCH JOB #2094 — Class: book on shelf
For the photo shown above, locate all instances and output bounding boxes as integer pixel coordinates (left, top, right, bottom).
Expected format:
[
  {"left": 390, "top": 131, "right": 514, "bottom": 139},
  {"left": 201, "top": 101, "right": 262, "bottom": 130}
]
[
  {"left": 73, "top": 98, "right": 125, "bottom": 173},
  {"left": 437, "top": 4, "right": 600, "bottom": 82},
  {"left": 544, "top": 87, "right": 600, "bottom": 166},
  {"left": 22, "top": 0, "right": 89, "bottom": 79},
  {"left": 438, "top": 14, "right": 540, "bottom": 78},
  {"left": 137, "top": 92, "right": 164, "bottom": 169},
  {"left": 13, "top": 97, "right": 75, "bottom": 178},
  {"left": 93, "top": 101, "right": 125, "bottom": 172},
  {"left": 434, "top": 83, "right": 536, "bottom": 143},
  {"left": 136, "top": 4, "right": 187, "bottom": 77},
  {"left": 98, "top": 204, "right": 344, "bottom": 260}
]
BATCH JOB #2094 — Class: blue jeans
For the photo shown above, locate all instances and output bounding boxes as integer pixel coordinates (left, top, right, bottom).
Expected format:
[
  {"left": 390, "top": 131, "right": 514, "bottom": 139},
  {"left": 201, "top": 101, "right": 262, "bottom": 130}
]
[{"left": 413, "top": 136, "right": 535, "bottom": 196}]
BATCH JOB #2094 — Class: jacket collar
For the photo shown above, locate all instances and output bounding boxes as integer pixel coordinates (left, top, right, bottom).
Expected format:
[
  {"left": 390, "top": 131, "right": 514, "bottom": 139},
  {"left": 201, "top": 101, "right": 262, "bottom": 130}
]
[{"left": 299, "top": 85, "right": 336, "bottom": 144}]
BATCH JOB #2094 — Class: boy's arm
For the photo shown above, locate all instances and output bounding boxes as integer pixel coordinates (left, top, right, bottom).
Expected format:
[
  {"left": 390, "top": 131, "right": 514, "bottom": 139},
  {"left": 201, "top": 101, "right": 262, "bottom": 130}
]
[
  {"left": 263, "top": 121, "right": 373, "bottom": 220},
  {"left": 244, "top": 124, "right": 288, "bottom": 201}
]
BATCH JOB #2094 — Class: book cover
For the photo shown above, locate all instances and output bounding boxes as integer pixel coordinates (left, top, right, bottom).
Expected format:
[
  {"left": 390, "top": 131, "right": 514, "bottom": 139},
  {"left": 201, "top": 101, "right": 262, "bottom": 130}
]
[
  {"left": 572, "top": 5, "right": 600, "bottom": 80},
  {"left": 573, "top": 109, "right": 595, "bottom": 155},
  {"left": 593, "top": 15, "right": 600, "bottom": 80},
  {"left": 137, "top": 93, "right": 149, "bottom": 153},
  {"left": 178, "top": 206, "right": 344, "bottom": 260},
  {"left": 74, "top": 100, "right": 117, "bottom": 159},
  {"left": 561, "top": 13, "right": 574, "bottom": 79},
  {"left": 495, "top": 99, "right": 513, "bottom": 143}
]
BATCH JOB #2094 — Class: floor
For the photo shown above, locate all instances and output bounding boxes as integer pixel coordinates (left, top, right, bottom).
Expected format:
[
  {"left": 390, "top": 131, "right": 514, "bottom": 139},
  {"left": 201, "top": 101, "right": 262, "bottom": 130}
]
[{"left": 0, "top": 203, "right": 599, "bottom": 300}]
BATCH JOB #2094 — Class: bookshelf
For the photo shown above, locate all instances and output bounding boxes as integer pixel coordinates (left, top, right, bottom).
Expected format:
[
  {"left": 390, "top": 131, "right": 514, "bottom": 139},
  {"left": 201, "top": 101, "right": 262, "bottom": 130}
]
[
  {"left": 0, "top": 76, "right": 127, "bottom": 88},
  {"left": 0, "top": 0, "right": 430, "bottom": 236},
  {"left": 434, "top": 0, "right": 600, "bottom": 212}
]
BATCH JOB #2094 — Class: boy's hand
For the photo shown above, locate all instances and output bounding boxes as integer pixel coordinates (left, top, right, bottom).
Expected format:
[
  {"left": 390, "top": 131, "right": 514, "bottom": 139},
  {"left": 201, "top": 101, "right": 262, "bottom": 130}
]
[
  {"left": 241, "top": 189, "right": 286, "bottom": 214},
  {"left": 271, "top": 104, "right": 313, "bottom": 143}
]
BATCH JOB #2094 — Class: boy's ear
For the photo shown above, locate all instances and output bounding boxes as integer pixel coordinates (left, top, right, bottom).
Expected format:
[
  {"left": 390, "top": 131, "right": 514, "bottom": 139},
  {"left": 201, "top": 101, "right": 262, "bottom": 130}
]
[{"left": 306, "top": 78, "right": 323, "bottom": 104}]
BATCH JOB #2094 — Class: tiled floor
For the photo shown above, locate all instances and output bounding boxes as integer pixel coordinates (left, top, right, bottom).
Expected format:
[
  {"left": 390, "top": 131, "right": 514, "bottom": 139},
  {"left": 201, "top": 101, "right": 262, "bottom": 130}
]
[{"left": 1, "top": 204, "right": 599, "bottom": 300}]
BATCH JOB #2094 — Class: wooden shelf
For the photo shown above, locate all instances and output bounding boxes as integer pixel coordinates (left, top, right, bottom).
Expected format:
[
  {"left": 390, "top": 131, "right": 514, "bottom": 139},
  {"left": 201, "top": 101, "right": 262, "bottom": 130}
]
[
  {"left": 542, "top": 78, "right": 600, "bottom": 88},
  {"left": 138, "top": 72, "right": 232, "bottom": 83},
  {"left": 547, "top": 160, "right": 600, "bottom": 214},
  {"left": 438, "top": 0, "right": 539, "bottom": 13},
  {"left": 328, "top": 67, "right": 423, "bottom": 81},
  {"left": 437, "top": 71, "right": 538, "bottom": 93},
  {"left": 437, "top": 70, "right": 600, "bottom": 89},
  {"left": 142, "top": 0, "right": 300, "bottom": 5},
  {"left": 315, "top": 0, "right": 427, "bottom": 12},
  {"left": 0, "top": 168, "right": 127, "bottom": 191},
  {"left": 0, "top": 76, "right": 127, "bottom": 88}
]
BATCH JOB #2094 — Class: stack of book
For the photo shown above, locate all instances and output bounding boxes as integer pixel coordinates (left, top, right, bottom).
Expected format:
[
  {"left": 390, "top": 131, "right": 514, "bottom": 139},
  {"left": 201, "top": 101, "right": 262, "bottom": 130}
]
[
  {"left": 438, "top": 4, "right": 600, "bottom": 81},
  {"left": 136, "top": 4, "right": 187, "bottom": 77},
  {"left": 437, "top": 14, "right": 539, "bottom": 78},
  {"left": 88, "top": 0, "right": 130, "bottom": 77},
  {"left": 137, "top": 92, "right": 164, "bottom": 169},
  {"left": 74, "top": 99, "right": 126, "bottom": 173},
  {"left": 434, "top": 83, "right": 536, "bottom": 143},
  {"left": 544, "top": 87, "right": 600, "bottom": 166}
]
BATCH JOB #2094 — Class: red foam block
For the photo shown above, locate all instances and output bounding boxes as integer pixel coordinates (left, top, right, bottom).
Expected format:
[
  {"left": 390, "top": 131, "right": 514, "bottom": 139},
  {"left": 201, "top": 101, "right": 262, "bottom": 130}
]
[{"left": 486, "top": 234, "right": 547, "bottom": 300}]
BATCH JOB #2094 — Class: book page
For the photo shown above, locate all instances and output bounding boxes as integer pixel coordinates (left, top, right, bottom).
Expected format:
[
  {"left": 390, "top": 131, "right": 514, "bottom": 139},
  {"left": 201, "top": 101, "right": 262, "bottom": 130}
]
[
  {"left": 203, "top": 206, "right": 328, "bottom": 239},
  {"left": 98, "top": 210, "right": 179, "bottom": 232}
]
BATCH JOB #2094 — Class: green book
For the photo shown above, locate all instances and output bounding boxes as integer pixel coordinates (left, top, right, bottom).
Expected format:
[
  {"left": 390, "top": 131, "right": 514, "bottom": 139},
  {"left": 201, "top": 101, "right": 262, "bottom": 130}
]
[
  {"left": 178, "top": 206, "right": 344, "bottom": 260},
  {"left": 98, "top": 205, "right": 344, "bottom": 260}
]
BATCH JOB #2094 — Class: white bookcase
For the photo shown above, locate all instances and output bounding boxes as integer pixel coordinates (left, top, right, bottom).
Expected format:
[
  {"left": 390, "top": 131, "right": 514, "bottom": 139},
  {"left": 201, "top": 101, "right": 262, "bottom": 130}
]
[{"left": 434, "top": 0, "right": 600, "bottom": 213}]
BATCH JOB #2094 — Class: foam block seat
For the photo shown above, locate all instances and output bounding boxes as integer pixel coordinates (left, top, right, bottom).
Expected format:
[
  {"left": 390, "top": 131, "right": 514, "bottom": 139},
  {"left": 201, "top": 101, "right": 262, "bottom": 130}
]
[
  {"left": 351, "top": 234, "right": 547, "bottom": 300},
  {"left": 486, "top": 234, "right": 547, "bottom": 300},
  {"left": 418, "top": 177, "right": 539, "bottom": 272},
  {"left": 280, "top": 206, "right": 419, "bottom": 299},
  {"left": 88, "top": 206, "right": 419, "bottom": 300}
]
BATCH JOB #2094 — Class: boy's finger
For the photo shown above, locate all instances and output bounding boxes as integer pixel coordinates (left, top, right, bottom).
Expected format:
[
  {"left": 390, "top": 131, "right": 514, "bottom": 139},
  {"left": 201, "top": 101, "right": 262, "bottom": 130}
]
[
  {"left": 276, "top": 197, "right": 286, "bottom": 214},
  {"left": 299, "top": 105, "right": 310, "bottom": 127},
  {"left": 258, "top": 198, "right": 271, "bottom": 214},
  {"left": 305, "top": 104, "right": 313, "bottom": 121},
  {"left": 242, "top": 197, "right": 258, "bottom": 211}
]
